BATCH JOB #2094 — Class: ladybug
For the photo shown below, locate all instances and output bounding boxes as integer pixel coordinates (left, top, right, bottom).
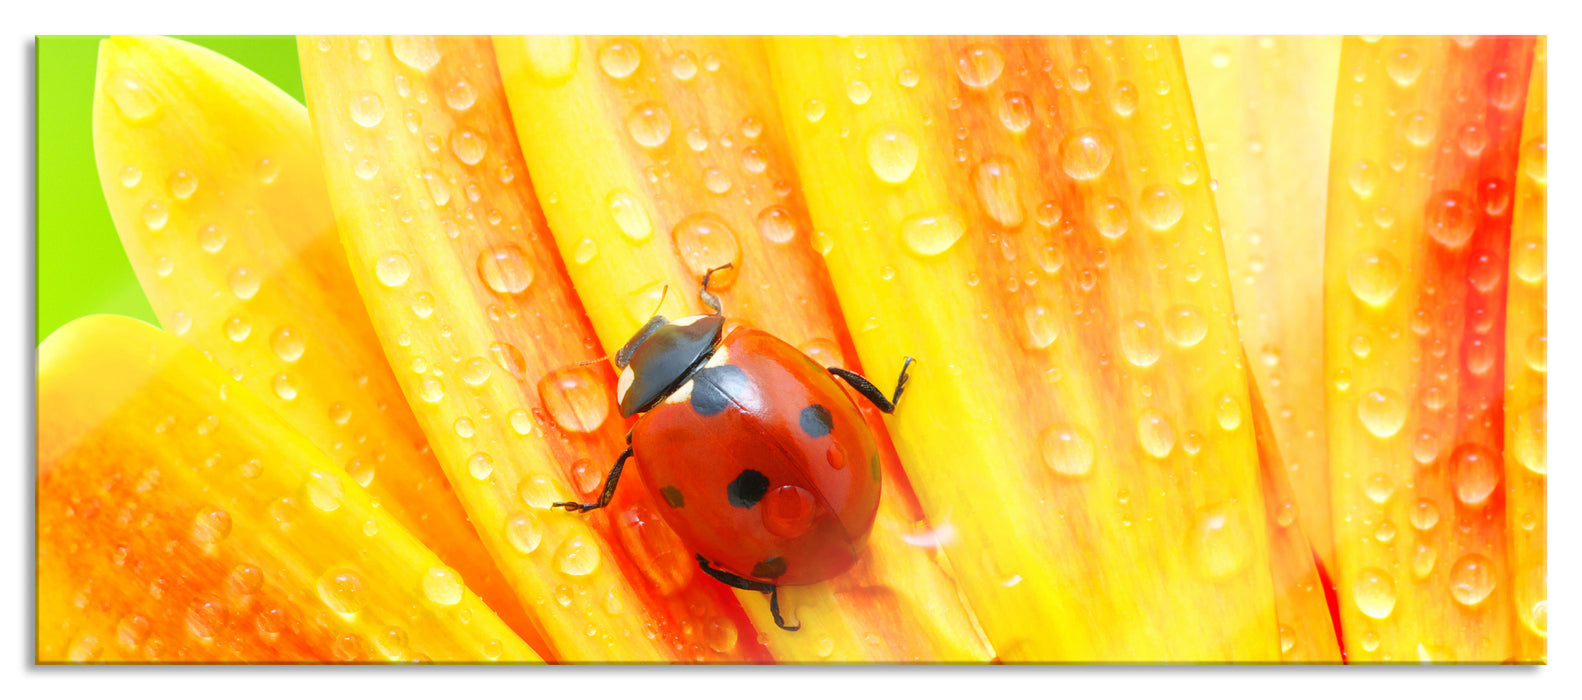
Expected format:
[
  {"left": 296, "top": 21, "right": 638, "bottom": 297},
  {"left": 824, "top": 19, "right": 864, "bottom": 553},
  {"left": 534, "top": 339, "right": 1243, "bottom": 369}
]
[{"left": 554, "top": 264, "right": 913, "bottom": 631}]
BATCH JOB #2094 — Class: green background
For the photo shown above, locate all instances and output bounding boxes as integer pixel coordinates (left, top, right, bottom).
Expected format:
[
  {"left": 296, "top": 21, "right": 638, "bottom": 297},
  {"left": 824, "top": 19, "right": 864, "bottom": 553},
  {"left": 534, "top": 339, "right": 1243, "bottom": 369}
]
[{"left": 36, "top": 36, "right": 305, "bottom": 344}]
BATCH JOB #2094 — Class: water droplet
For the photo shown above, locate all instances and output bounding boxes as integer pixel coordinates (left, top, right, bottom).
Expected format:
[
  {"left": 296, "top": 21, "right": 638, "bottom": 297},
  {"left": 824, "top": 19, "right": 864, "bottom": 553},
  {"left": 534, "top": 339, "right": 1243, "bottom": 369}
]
[
  {"left": 1346, "top": 249, "right": 1402, "bottom": 306},
  {"left": 1216, "top": 394, "right": 1242, "bottom": 430},
  {"left": 1410, "top": 499, "right": 1440, "bottom": 532},
  {"left": 757, "top": 206, "right": 798, "bottom": 244},
  {"left": 1110, "top": 81, "right": 1139, "bottom": 116},
  {"left": 1162, "top": 305, "right": 1208, "bottom": 347},
  {"left": 190, "top": 507, "right": 232, "bottom": 549},
  {"left": 318, "top": 569, "right": 366, "bottom": 616},
  {"left": 1353, "top": 568, "right": 1396, "bottom": 619},
  {"left": 1501, "top": 237, "right": 1542, "bottom": 288},
  {"left": 1516, "top": 565, "right": 1546, "bottom": 636},
  {"left": 865, "top": 126, "right": 919, "bottom": 184},
  {"left": 1448, "top": 553, "right": 1495, "bottom": 606},
  {"left": 167, "top": 170, "right": 198, "bottom": 200},
  {"left": 846, "top": 79, "right": 871, "bottom": 105},
  {"left": 671, "top": 50, "right": 698, "bottom": 80},
  {"left": 1425, "top": 191, "right": 1474, "bottom": 247},
  {"left": 423, "top": 566, "right": 465, "bottom": 606},
  {"left": 804, "top": 99, "right": 826, "bottom": 123},
  {"left": 264, "top": 328, "right": 303, "bottom": 363},
  {"left": 477, "top": 245, "right": 534, "bottom": 295},
  {"left": 598, "top": 40, "right": 641, "bottom": 79},
  {"left": 349, "top": 92, "right": 385, "bottom": 128},
  {"left": 615, "top": 505, "right": 693, "bottom": 594},
  {"left": 418, "top": 375, "right": 445, "bottom": 403},
  {"left": 520, "top": 36, "right": 578, "bottom": 84},
  {"left": 506, "top": 512, "right": 543, "bottom": 553},
  {"left": 411, "top": 291, "right": 436, "bottom": 318},
  {"left": 1386, "top": 49, "right": 1421, "bottom": 86},
  {"left": 898, "top": 68, "right": 919, "bottom": 87},
  {"left": 1451, "top": 443, "right": 1499, "bottom": 505},
  {"left": 460, "top": 357, "right": 493, "bottom": 386},
  {"left": 224, "top": 315, "right": 251, "bottom": 342},
  {"left": 555, "top": 533, "right": 601, "bottom": 576},
  {"left": 900, "top": 212, "right": 965, "bottom": 257},
  {"left": 1022, "top": 305, "right": 1060, "bottom": 349},
  {"left": 973, "top": 158, "right": 1023, "bottom": 227},
  {"left": 538, "top": 365, "right": 611, "bottom": 433},
  {"left": 601, "top": 190, "right": 654, "bottom": 243},
  {"left": 998, "top": 92, "right": 1032, "bottom": 132},
  {"left": 1364, "top": 472, "right": 1396, "bottom": 504},
  {"left": 185, "top": 600, "right": 225, "bottom": 640},
  {"left": 389, "top": 35, "right": 441, "bottom": 71},
  {"left": 1069, "top": 65, "right": 1092, "bottom": 92},
  {"left": 628, "top": 103, "right": 672, "bottom": 148},
  {"left": 451, "top": 129, "right": 488, "bottom": 165},
  {"left": 119, "top": 165, "right": 143, "bottom": 188},
  {"left": 573, "top": 237, "right": 600, "bottom": 264},
  {"left": 487, "top": 342, "right": 527, "bottom": 380},
  {"left": 703, "top": 167, "right": 732, "bottom": 194},
  {"left": 439, "top": 79, "right": 477, "bottom": 113},
  {"left": 1513, "top": 401, "right": 1546, "bottom": 475},
  {"left": 106, "top": 70, "right": 161, "bottom": 122},
  {"left": 1137, "top": 409, "right": 1174, "bottom": 458},
  {"left": 116, "top": 614, "right": 151, "bottom": 650},
  {"left": 671, "top": 213, "right": 742, "bottom": 282},
  {"left": 1488, "top": 67, "right": 1521, "bottom": 110},
  {"left": 1040, "top": 424, "right": 1094, "bottom": 477},
  {"left": 376, "top": 252, "right": 412, "bottom": 287},
  {"left": 955, "top": 44, "right": 1004, "bottom": 88},
  {"left": 507, "top": 408, "right": 534, "bottom": 436},
  {"left": 1459, "top": 123, "right": 1487, "bottom": 157},
  {"left": 195, "top": 224, "right": 227, "bottom": 253},
  {"left": 1189, "top": 503, "right": 1251, "bottom": 578},
  {"left": 141, "top": 199, "right": 169, "bottom": 231},
  {"left": 1120, "top": 314, "right": 1162, "bottom": 367},
  {"left": 1060, "top": 130, "right": 1112, "bottom": 180},
  {"left": 1138, "top": 185, "right": 1183, "bottom": 231},
  {"left": 1522, "top": 139, "right": 1546, "bottom": 183},
  {"left": 1358, "top": 388, "right": 1407, "bottom": 437},
  {"left": 1093, "top": 197, "right": 1129, "bottom": 239},
  {"left": 1402, "top": 111, "right": 1436, "bottom": 147},
  {"left": 1348, "top": 160, "right": 1379, "bottom": 198}
]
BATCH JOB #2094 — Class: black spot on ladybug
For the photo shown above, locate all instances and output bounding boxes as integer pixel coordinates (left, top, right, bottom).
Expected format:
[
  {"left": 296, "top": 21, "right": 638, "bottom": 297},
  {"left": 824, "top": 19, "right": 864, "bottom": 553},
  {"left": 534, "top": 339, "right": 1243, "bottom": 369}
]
[
  {"left": 871, "top": 452, "right": 881, "bottom": 481},
  {"left": 661, "top": 485, "right": 685, "bottom": 508},
  {"left": 799, "top": 404, "right": 833, "bottom": 438},
  {"left": 752, "top": 556, "right": 787, "bottom": 579},
  {"left": 726, "top": 469, "right": 770, "bottom": 508},
  {"left": 690, "top": 364, "right": 750, "bottom": 417}
]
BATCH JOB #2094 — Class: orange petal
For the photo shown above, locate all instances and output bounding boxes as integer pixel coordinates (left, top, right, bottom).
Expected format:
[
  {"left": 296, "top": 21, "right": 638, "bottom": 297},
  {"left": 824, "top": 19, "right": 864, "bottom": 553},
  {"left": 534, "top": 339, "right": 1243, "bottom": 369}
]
[
  {"left": 770, "top": 36, "right": 1279, "bottom": 661},
  {"left": 1181, "top": 36, "right": 1342, "bottom": 568},
  {"left": 298, "top": 35, "right": 770, "bottom": 662},
  {"left": 1503, "top": 35, "right": 1545, "bottom": 663},
  {"left": 38, "top": 316, "right": 539, "bottom": 663},
  {"left": 1323, "top": 35, "right": 1535, "bottom": 662},
  {"left": 90, "top": 35, "right": 537, "bottom": 645},
  {"left": 493, "top": 34, "right": 992, "bottom": 662}
]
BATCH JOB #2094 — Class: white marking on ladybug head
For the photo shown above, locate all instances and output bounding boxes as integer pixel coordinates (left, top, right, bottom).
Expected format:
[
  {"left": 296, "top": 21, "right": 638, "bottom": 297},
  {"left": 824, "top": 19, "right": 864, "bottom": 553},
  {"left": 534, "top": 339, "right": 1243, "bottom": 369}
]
[
  {"left": 672, "top": 314, "right": 708, "bottom": 327},
  {"left": 616, "top": 365, "right": 635, "bottom": 405},
  {"left": 704, "top": 346, "right": 731, "bottom": 367},
  {"left": 665, "top": 379, "right": 695, "bottom": 404}
]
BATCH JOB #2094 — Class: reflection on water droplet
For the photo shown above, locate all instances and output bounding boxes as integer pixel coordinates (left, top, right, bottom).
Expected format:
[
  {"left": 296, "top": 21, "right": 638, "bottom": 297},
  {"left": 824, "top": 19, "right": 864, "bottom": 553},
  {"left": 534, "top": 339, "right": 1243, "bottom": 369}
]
[
  {"left": 757, "top": 206, "right": 798, "bottom": 244},
  {"left": 1511, "top": 237, "right": 1544, "bottom": 284},
  {"left": 107, "top": 70, "right": 161, "bottom": 122},
  {"left": 1216, "top": 394, "right": 1242, "bottom": 430},
  {"left": 1386, "top": 49, "right": 1421, "bottom": 86},
  {"left": 444, "top": 79, "right": 477, "bottom": 111},
  {"left": 225, "top": 316, "right": 251, "bottom": 342},
  {"left": 418, "top": 375, "right": 445, "bottom": 403},
  {"left": 451, "top": 130, "right": 488, "bottom": 165},
  {"left": 506, "top": 512, "right": 543, "bottom": 553},
  {"left": 1138, "top": 185, "right": 1183, "bottom": 231},
  {"left": 999, "top": 93, "right": 1032, "bottom": 132},
  {"left": 1402, "top": 111, "right": 1436, "bottom": 147},
  {"left": 318, "top": 568, "right": 365, "bottom": 616},
  {"left": 1163, "top": 305, "right": 1207, "bottom": 347}
]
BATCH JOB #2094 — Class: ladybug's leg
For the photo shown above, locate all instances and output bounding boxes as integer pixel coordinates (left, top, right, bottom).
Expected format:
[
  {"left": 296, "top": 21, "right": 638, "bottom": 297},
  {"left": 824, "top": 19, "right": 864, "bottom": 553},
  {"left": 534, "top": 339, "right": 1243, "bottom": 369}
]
[
  {"left": 699, "top": 263, "right": 734, "bottom": 315},
  {"left": 695, "top": 553, "right": 800, "bottom": 632},
  {"left": 828, "top": 357, "right": 915, "bottom": 414},
  {"left": 552, "top": 432, "right": 634, "bottom": 513}
]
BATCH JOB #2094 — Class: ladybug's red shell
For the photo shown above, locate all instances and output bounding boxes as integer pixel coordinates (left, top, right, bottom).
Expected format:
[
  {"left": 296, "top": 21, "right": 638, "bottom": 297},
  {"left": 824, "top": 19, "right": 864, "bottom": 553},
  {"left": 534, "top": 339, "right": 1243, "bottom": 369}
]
[{"left": 631, "top": 327, "right": 882, "bottom": 586}]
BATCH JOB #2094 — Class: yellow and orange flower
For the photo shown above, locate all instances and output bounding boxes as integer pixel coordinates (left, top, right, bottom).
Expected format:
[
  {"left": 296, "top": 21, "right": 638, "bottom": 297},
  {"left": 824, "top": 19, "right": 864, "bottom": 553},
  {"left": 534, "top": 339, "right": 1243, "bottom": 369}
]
[{"left": 37, "top": 34, "right": 1544, "bottom": 663}]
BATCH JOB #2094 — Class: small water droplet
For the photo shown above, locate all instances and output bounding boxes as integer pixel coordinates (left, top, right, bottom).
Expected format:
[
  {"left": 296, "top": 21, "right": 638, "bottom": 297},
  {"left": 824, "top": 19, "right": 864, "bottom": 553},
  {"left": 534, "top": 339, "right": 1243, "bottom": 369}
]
[
  {"left": 627, "top": 103, "right": 672, "bottom": 148},
  {"left": 538, "top": 365, "right": 612, "bottom": 433},
  {"left": 804, "top": 99, "right": 826, "bottom": 123},
  {"left": 318, "top": 568, "right": 365, "bottom": 616},
  {"left": 955, "top": 44, "right": 1005, "bottom": 88},
  {"left": 1189, "top": 503, "right": 1251, "bottom": 578},
  {"left": 1364, "top": 473, "right": 1394, "bottom": 504},
  {"left": 167, "top": 170, "right": 198, "bottom": 200},
  {"left": 106, "top": 70, "right": 161, "bottom": 122},
  {"left": 1120, "top": 314, "right": 1162, "bottom": 367},
  {"left": 444, "top": 79, "right": 477, "bottom": 112},
  {"left": 423, "top": 566, "right": 465, "bottom": 606},
  {"left": 598, "top": 40, "right": 641, "bottom": 80},
  {"left": 451, "top": 129, "right": 488, "bottom": 165},
  {"left": 846, "top": 79, "right": 871, "bottom": 105},
  {"left": 1358, "top": 388, "right": 1407, "bottom": 437},
  {"left": 390, "top": 35, "right": 441, "bottom": 71},
  {"left": 190, "top": 507, "right": 232, "bottom": 549},
  {"left": 1353, "top": 568, "right": 1396, "bottom": 619},
  {"left": 1348, "top": 160, "right": 1379, "bottom": 198},
  {"left": 865, "top": 126, "right": 919, "bottom": 184},
  {"left": 1216, "top": 394, "right": 1242, "bottom": 430},
  {"left": 973, "top": 158, "right": 1023, "bottom": 227},
  {"left": 1451, "top": 443, "right": 1499, "bottom": 505},
  {"left": 1424, "top": 191, "right": 1474, "bottom": 247},
  {"left": 1137, "top": 408, "right": 1174, "bottom": 458},
  {"left": 349, "top": 92, "right": 385, "bottom": 128},
  {"left": 120, "top": 165, "right": 143, "bottom": 188},
  {"left": 1110, "top": 81, "right": 1139, "bottom": 116},
  {"left": 555, "top": 533, "right": 601, "bottom": 576},
  {"left": 1402, "top": 111, "right": 1436, "bottom": 147},
  {"left": 1448, "top": 553, "right": 1495, "bottom": 606},
  {"left": 1060, "top": 130, "right": 1112, "bottom": 180},
  {"left": 1040, "top": 424, "right": 1094, "bottom": 477},
  {"left": 1138, "top": 185, "right": 1183, "bottom": 231},
  {"left": 900, "top": 211, "right": 965, "bottom": 257},
  {"left": 998, "top": 92, "right": 1032, "bottom": 132},
  {"left": 671, "top": 51, "right": 698, "bottom": 81},
  {"left": 1163, "top": 305, "right": 1207, "bottom": 347},
  {"left": 1522, "top": 139, "right": 1547, "bottom": 183},
  {"left": 142, "top": 200, "right": 169, "bottom": 231},
  {"left": 756, "top": 206, "right": 798, "bottom": 244},
  {"left": 1386, "top": 49, "right": 1422, "bottom": 86},
  {"left": 225, "top": 315, "right": 251, "bottom": 342},
  {"left": 1347, "top": 249, "right": 1402, "bottom": 306},
  {"left": 376, "top": 253, "right": 411, "bottom": 287},
  {"left": 460, "top": 356, "right": 493, "bottom": 386},
  {"left": 672, "top": 213, "right": 742, "bottom": 283},
  {"left": 506, "top": 512, "right": 543, "bottom": 553},
  {"left": 477, "top": 245, "right": 534, "bottom": 295}
]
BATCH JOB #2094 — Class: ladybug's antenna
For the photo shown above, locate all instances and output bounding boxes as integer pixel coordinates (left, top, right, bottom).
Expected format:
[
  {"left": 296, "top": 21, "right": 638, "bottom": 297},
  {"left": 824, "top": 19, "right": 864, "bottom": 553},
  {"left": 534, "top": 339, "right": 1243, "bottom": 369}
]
[{"left": 650, "top": 284, "right": 671, "bottom": 318}]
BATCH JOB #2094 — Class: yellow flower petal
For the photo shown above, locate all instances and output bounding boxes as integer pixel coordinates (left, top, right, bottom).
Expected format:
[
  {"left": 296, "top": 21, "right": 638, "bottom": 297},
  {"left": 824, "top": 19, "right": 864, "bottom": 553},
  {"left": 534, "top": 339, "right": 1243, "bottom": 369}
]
[
  {"left": 1181, "top": 36, "right": 1341, "bottom": 568},
  {"left": 298, "top": 35, "right": 770, "bottom": 662},
  {"left": 38, "top": 315, "right": 539, "bottom": 663},
  {"left": 1503, "top": 35, "right": 1546, "bottom": 663},
  {"left": 90, "top": 35, "right": 538, "bottom": 646},
  {"left": 495, "top": 34, "right": 991, "bottom": 662},
  {"left": 1323, "top": 35, "right": 1535, "bottom": 663},
  {"left": 770, "top": 36, "right": 1278, "bottom": 661}
]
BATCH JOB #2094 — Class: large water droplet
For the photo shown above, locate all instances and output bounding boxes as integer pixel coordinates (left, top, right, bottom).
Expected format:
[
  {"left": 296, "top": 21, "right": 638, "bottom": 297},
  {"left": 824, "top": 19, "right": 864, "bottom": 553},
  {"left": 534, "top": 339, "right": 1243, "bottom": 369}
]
[
  {"left": 1425, "top": 191, "right": 1474, "bottom": 247},
  {"left": 598, "top": 40, "right": 641, "bottom": 80},
  {"left": 1137, "top": 408, "right": 1175, "bottom": 458},
  {"left": 1357, "top": 388, "right": 1407, "bottom": 437},
  {"left": 318, "top": 568, "right": 366, "bottom": 616},
  {"left": 973, "top": 158, "right": 1023, "bottom": 227},
  {"left": 608, "top": 191, "right": 653, "bottom": 242},
  {"left": 757, "top": 206, "right": 798, "bottom": 244},
  {"left": 1347, "top": 249, "right": 1402, "bottom": 306},
  {"left": 1120, "top": 314, "right": 1162, "bottom": 367},
  {"left": 1349, "top": 160, "right": 1379, "bottom": 198},
  {"left": 106, "top": 70, "right": 161, "bottom": 122},
  {"left": 505, "top": 512, "right": 543, "bottom": 553},
  {"left": 999, "top": 93, "right": 1032, "bottom": 132},
  {"left": 190, "top": 506, "right": 233, "bottom": 550},
  {"left": 271, "top": 327, "right": 304, "bottom": 362},
  {"left": 1385, "top": 48, "right": 1421, "bottom": 86},
  {"left": 1522, "top": 139, "right": 1547, "bottom": 183},
  {"left": 955, "top": 44, "right": 1004, "bottom": 88},
  {"left": 538, "top": 365, "right": 612, "bottom": 433},
  {"left": 1511, "top": 236, "right": 1545, "bottom": 284},
  {"left": 420, "top": 565, "right": 464, "bottom": 607},
  {"left": 1450, "top": 443, "right": 1499, "bottom": 505},
  {"left": 391, "top": 36, "right": 442, "bottom": 71},
  {"left": 1163, "top": 305, "right": 1207, "bottom": 347},
  {"left": 671, "top": 213, "right": 741, "bottom": 283},
  {"left": 451, "top": 129, "right": 488, "bottom": 165},
  {"left": 376, "top": 252, "right": 412, "bottom": 287},
  {"left": 1110, "top": 81, "right": 1140, "bottom": 117},
  {"left": 1448, "top": 553, "right": 1496, "bottom": 607},
  {"left": 900, "top": 212, "right": 965, "bottom": 257},
  {"left": 1402, "top": 111, "right": 1436, "bottom": 147},
  {"left": 555, "top": 533, "right": 601, "bottom": 576},
  {"left": 1138, "top": 185, "right": 1183, "bottom": 231},
  {"left": 477, "top": 245, "right": 534, "bottom": 295},
  {"left": 349, "top": 92, "right": 385, "bottom": 128},
  {"left": 628, "top": 103, "right": 672, "bottom": 148},
  {"left": 1353, "top": 568, "right": 1396, "bottom": 619},
  {"left": 1060, "top": 130, "right": 1112, "bottom": 180},
  {"left": 1040, "top": 424, "right": 1094, "bottom": 477},
  {"left": 865, "top": 126, "right": 919, "bottom": 184},
  {"left": 444, "top": 79, "right": 477, "bottom": 111}
]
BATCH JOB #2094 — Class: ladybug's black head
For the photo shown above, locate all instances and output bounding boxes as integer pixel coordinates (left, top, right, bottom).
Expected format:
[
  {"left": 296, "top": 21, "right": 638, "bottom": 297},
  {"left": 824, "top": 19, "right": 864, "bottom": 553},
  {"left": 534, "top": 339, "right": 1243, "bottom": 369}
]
[{"left": 615, "top": 314, "right": 725, "bottom": 418}]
